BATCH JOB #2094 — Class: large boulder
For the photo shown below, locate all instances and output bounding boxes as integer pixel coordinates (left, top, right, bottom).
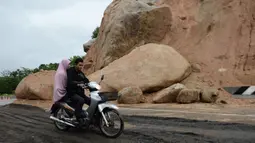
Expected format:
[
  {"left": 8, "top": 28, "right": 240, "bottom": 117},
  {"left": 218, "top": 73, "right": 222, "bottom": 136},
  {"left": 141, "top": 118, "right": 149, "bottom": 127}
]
[
  {"left": 88, "top": 43, "right": 192, "bottom": 93},
  {"left": 176, "top": 89, "right": 201, "bottom": 104},
  {"left": 152, "top": 83, "right": 186, "bottom": 103},
  {"left": 15, "top": 71, "right": 55, "bottom": 100},
  {"left": 117, "top": 86, "right": 143, "bottom": 104},
  {"left": 83, "top": 0, "right": 172, "bottom": 74}
]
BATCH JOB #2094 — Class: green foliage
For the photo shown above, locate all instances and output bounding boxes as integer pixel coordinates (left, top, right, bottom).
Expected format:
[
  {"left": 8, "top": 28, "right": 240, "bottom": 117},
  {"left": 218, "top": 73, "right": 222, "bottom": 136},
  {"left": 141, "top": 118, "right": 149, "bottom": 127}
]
[
  {"left": 69, "top": 55, "right": 84, "bottom": 66},
  {"left": 37, "top": 63, "right": 58, "bottom": 71},
  {"left": 0, "top": 67, "right": 35, "bottom": 94},
  {"left": 0, "top": 93, "right": 12, "bottom": 96},
  {"left": 0, "top": 55, "right": 85, "bottom": 95},
  {"left": 92, "top": 27, "right": 99, "bottom": 39},
  {"left": 0, "top": 76, "right": 18, "bottom": 94}
]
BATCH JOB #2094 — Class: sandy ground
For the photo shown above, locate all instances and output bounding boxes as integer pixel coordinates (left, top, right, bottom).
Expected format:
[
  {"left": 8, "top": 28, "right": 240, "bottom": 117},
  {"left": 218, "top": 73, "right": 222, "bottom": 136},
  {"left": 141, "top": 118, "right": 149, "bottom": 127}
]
[{"left": 13, "top": 98, "right": 255, "bottom": 111}]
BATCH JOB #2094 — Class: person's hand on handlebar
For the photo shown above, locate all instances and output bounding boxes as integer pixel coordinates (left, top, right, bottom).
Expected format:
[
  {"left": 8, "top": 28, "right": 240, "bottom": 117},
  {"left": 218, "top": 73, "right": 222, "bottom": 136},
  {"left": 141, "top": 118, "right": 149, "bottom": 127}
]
[
  {"left": 77, "top": 83, "right": 83, "bottom": 87},
  {"left": 77, "top": 83, "right": 88, "bottom": 88}
]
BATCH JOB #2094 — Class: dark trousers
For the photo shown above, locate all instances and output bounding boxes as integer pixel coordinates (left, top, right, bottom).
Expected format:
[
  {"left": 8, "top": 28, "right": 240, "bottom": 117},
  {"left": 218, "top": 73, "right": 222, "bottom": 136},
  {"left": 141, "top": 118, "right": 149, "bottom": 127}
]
[
  {"left": 50, "top": 95, "right": 68, "bottom": 114},
  {"left": 70, "top": 94, "right": 91, "bottom": 119}
]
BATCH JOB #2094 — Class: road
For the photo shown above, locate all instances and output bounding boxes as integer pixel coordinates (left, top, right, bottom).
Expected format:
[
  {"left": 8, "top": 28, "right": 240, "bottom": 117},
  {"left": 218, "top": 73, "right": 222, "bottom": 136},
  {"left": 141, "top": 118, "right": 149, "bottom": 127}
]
[
  {"left": 1, "top": 104, "right": 255, "bottom": 143},
  {"left": 0, "top": 99, "right": 16, "bottom": 106}
]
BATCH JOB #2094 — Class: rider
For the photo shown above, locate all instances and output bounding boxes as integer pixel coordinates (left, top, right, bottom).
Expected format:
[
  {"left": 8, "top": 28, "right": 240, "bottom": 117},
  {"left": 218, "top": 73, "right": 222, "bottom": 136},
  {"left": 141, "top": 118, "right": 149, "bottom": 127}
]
[
  {"left": 66, "top": 57, "right": 91, "bottom": 124},
  {"left": 50, "top": 59, "right": 71, "bottom": 114}
]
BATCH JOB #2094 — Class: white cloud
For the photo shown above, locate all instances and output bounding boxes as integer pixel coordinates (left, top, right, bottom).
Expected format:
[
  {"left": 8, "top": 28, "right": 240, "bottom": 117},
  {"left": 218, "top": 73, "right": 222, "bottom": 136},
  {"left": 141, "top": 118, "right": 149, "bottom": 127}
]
[
  {"left": 0, "top": 0, "right": 112, "bottom": 71},
  {"left": 28, "top": 1, "right": 109, "bottom": 31}
]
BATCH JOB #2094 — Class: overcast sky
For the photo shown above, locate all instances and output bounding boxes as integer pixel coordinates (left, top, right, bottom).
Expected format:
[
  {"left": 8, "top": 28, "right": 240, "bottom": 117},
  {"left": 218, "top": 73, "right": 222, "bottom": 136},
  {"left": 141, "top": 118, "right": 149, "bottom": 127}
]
[{"left": 0, "top": 0, "right": 112, "bottom": 72}]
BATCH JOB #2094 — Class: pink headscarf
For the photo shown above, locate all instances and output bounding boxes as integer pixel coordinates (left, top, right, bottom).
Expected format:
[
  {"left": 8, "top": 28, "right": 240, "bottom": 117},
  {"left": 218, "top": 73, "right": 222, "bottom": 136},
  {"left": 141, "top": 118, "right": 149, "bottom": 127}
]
[{"left": 53, "top": 59, "right": 71, "bottom": 102}]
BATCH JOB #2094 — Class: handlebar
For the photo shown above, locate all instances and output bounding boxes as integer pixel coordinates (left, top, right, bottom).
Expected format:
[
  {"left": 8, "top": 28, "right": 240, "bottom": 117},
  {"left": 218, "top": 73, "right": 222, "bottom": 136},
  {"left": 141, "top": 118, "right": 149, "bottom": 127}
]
[{"left": 77, "top": 83, "right": 88, "bottom": 89}]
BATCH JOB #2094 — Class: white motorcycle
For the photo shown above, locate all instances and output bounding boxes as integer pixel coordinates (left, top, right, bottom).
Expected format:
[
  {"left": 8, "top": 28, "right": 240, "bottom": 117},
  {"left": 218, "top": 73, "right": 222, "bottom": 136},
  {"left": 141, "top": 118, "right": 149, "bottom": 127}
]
[{"left": 49, "top": 75, "right": 124, "bottom": 138}]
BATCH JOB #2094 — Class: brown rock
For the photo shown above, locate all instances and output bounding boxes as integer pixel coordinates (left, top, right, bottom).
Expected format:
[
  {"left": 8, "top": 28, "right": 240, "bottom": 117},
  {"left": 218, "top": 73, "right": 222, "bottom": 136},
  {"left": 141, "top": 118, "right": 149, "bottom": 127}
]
[
  {"left": 153, "top": 83, "right": 186, "bottom": 103},
  {"left": 84, "top": 0, "right": 255, "bottom": 89},
  {"left": 83, "top": 0, "right": 172, "bottom": 74},
  {"left": 117, "top": 87, "right": 143, "bottom": 104},
  {"left": 156, "top": 0, "right": 255, "bottom": 87},
  {"left": 219, "top": 100, "right": 228, "bottom": 104},
  {"left": 15, "top": 71, "right": 55, "bottom": 100},
  {"left": 141, "top": 93, "right": 155, "bottom": 103},
  {"left": 201, "top": 88, "right": 219, "bottom": 103},
  {"left": 176, "top": 89, "right": 201, "bottom": 104},
  {"left": 88, "top": 43, "right": 192, "bottom": 93},
  {"left": 191, "top": 64, "right": 201, "bottom": 73}
]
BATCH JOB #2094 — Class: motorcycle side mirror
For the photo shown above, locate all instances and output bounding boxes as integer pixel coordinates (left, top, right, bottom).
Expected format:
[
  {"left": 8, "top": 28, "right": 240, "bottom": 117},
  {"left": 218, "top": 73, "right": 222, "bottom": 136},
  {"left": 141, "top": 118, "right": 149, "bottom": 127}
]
[
  {"left": 99, "top": 75, "right": 104, "bottom": 85},
  {"left": 101, "top": 75, "right": 104, "bottom": 81}
]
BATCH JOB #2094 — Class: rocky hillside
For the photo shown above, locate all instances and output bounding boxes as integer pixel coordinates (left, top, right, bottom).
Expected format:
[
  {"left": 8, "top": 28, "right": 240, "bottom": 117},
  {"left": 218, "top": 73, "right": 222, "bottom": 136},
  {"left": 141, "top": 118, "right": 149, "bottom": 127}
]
[
  {"left": 157, "top": 0, "right": 255, "bottom": 87},
  {"left": 84, "top": 0, "right": 255, "bottom": 88},
  {"left": 15, "top": 0, "right": 255, "bottom": 105}
]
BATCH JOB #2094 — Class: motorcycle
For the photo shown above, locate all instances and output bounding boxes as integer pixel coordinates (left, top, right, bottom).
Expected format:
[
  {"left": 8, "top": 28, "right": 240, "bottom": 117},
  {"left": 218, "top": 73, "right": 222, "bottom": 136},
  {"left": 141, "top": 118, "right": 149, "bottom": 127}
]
[{"left": 49, "top": 74, "right": 124, "bottom": 138}]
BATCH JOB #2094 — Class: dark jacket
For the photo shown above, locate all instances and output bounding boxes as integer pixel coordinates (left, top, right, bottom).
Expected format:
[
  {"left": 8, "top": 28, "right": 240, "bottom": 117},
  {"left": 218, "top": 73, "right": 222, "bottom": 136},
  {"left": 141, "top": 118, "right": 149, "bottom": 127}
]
[{"left": 66, "top": 67, "right": 89, "bottom": 97}]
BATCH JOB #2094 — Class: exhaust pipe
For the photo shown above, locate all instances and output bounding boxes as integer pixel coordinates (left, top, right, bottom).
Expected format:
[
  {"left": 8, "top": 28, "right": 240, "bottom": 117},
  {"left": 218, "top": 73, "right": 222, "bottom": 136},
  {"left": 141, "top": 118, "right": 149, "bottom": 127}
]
[{"left": 50, "top": 116, "right": 75, "bottom": 127}]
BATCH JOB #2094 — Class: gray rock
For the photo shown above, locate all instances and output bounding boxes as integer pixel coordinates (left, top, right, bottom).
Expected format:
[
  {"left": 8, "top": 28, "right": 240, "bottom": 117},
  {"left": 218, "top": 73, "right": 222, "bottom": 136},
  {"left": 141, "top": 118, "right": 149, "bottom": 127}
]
[{"left": 83, "top": 38, "right": 96, "bottom": 52}]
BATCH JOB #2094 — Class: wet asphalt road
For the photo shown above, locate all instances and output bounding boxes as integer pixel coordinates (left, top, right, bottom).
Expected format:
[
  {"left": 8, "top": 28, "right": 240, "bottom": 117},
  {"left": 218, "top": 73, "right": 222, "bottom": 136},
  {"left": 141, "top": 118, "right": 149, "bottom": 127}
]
[
  {"left": 0, "top": 99, "right": 16, "bottom": 106},
  {"left": 1, "top": 104, "right": 255, "bottom": 143}
]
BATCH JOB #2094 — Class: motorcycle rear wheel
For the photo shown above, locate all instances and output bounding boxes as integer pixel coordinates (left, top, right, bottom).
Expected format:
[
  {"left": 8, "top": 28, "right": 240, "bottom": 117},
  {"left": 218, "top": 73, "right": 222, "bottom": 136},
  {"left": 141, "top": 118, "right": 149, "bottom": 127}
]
[
  {"left": 53, "top": 108, "right": 71, "bottom": 131},
  {"left": 99, "top": 109, "right": 124, "bottom": 138}
]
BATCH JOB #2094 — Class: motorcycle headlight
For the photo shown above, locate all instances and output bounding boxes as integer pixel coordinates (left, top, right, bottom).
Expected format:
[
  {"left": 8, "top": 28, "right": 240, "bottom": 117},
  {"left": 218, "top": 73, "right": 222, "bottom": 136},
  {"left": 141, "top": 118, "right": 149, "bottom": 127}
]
[
  {"left": 88, "top": 82, "right": 101, "bottom": 90},
  {"left": 95, "top": 84, "right": 101, "bottom": 90}
]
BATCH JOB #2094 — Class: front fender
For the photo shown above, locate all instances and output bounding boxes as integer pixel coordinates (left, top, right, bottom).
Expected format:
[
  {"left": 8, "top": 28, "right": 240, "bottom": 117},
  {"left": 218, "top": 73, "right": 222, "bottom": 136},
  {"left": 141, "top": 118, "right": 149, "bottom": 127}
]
[{"left": 98, "top": 103, "right": 119, "bottom": 112}]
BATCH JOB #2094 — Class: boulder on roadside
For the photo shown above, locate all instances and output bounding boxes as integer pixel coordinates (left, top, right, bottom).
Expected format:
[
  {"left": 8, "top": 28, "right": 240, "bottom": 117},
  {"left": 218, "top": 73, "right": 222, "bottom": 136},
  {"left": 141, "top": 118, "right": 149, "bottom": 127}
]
[
  {"left": 15, "top": 70, "right": 55, "bottom": 100},
  {"left": 153, "top": 83, "right": 186, "bottom": 103},
  {"left": 200, "top": 88, "right": 219, "bottom": 103},
  {"left": 176, "top": 89, "right": 201, "bottom": 104},
  {"left": 117, "top": 86, "right": 143, "bottom": 104},
  {"left": 88, "top": 43, "right": 192, "bottom": 93},
  {"left": 83, "top": 0, "right": 172, "bottom": 74}
]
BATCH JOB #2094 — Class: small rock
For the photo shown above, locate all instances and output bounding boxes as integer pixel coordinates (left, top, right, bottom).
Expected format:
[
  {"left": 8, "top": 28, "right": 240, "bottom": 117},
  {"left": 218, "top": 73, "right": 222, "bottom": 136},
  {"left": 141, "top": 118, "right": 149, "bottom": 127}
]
[
  {"left": 153, "top": 83, "right": 186, "bottom": 103},
  {"left": 117, "top": 86, "right": 143, "bottom": 104},
  {"left": 192, "top": 64, "right": 201, "bottom": 73},
  {"left": 180, "top": 16, "right": 187, "bottom": 20},
  {"left": 176, "top": 89, "right": 201, "bottom": 104},
  {"left": 200, "top": 88, "right": 219, "bottom": 103},
  {"left": 220, "top": 100, "right": 227, "bottom": 104}
]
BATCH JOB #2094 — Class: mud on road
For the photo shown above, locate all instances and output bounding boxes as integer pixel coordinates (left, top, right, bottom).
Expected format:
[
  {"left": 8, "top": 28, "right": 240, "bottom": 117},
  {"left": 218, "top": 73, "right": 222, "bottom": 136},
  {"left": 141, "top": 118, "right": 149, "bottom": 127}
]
[{"left": 1, "top": 104, "right": 255, "bottom": 143}]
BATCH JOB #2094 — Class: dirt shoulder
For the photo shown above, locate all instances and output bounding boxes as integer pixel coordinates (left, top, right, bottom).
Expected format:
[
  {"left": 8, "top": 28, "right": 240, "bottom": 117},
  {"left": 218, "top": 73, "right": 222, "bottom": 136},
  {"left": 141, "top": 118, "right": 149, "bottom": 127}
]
[{"left": 14, "top": 99, "right": 255, "bottom": 110}]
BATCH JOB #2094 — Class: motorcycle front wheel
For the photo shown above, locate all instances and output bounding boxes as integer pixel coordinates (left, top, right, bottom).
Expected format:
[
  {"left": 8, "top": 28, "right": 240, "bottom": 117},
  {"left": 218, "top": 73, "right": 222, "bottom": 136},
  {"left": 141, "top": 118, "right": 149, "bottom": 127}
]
[{"left": 99, "top": 109, "right": 124, "bottom": 138}]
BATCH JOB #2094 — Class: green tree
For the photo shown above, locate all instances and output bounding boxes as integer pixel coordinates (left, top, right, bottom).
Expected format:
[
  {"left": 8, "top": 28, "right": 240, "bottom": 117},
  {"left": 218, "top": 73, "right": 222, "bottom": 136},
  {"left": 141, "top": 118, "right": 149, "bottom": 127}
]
[
  {"left": 92, "top": 27, "right": 99, "bottom": 39},
  {"left": 0, "top": 68, "right": 31, "bottom": 94},
  {"left": 69, "top": 55, "right": 84, "bottom": 66},
  {"left": 48, "top": 63, "right": 58, "bottom": 70},
  {"left": 39, "top": 64, "right": 47, "bottom": 70},
  {"left": 37, "top": 63, "right": 58, "bottom": 71}
]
